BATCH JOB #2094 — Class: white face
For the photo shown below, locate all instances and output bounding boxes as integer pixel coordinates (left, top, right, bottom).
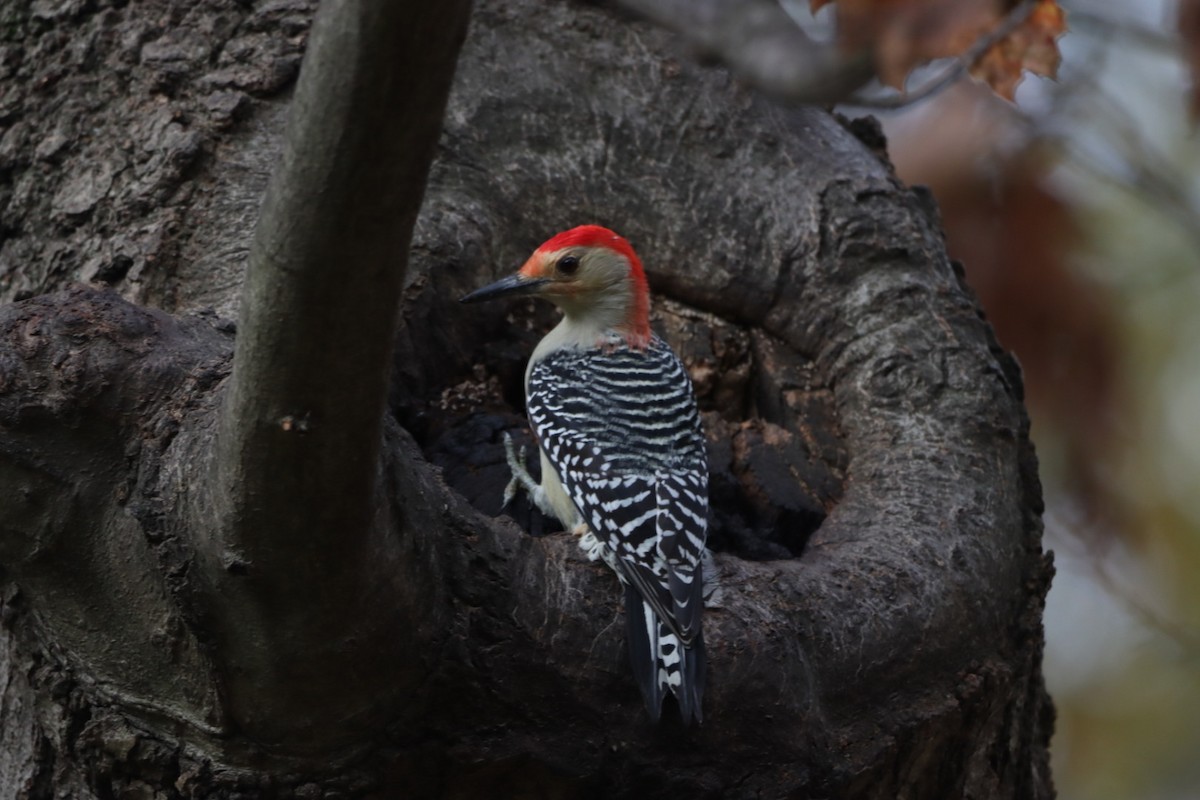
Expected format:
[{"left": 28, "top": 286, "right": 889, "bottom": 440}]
[{"left": 518, "top": 245, "right": 634, "bottom": 318}]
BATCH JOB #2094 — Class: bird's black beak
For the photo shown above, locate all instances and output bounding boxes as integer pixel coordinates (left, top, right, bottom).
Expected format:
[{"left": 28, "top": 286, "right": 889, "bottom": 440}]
[{"left": 459, "top": 273, "right": 550, "bottom": 304}]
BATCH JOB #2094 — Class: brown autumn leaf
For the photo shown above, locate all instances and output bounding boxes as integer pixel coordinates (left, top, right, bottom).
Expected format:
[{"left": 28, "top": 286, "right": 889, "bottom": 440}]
[
  {"left": 1180, "top": 0, "right": 1200, "bottom": 118},
  {"left": 970, "top": 0, "right": 1067, "bottom": 100},
  {"left": 815, "top": 0, "right": 1066, "bottom": 98},
  {"left": 819, "top": 0, "right": 995, "bottom": 88}
]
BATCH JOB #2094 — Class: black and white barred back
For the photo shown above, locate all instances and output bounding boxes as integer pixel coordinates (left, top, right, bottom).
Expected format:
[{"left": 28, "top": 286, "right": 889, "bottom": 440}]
[{"left": 527, "top": 334, "right": 709, "bottom": 723}]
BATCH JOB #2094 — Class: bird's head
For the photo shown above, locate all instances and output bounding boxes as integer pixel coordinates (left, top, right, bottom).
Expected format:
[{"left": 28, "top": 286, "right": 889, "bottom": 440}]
[{"left": 460, "top": 224, "right": 650, "bottom": 347}]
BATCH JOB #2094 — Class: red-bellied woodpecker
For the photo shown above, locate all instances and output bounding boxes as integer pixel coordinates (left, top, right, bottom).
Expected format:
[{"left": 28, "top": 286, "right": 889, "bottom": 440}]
[{"left": 460, "top": 225, "right": 709, "bottom": 724}]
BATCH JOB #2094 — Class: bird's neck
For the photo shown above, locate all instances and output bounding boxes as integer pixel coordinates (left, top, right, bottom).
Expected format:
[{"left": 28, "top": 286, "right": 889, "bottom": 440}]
[
  {"left": 551, "top": 282, "right": 650, "bottom": 350},
  {"left": 527, "top": 295, "right": 649, "bottom": 377}
]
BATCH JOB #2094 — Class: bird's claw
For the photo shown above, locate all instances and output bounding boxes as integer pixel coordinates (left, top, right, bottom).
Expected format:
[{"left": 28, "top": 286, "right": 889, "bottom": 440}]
[{"left": 501, "top": 432, "right": 527, "bottom": 508}]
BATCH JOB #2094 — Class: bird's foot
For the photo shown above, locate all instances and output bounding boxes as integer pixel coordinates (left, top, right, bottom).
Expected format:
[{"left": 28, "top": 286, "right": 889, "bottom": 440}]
[
  {"left": 577, "top": 528, "right": 606, "bottom": 562},
  {"left": 502, "top": 432, "right": 531, "bottom": 508},
  {"left": 501, "top": 432, "right": 555, "bottom": 518}
]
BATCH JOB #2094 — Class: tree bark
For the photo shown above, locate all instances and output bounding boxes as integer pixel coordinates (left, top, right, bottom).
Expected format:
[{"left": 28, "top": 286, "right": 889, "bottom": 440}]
[
  {"left": 207, "top": 0, "right": 471, "bottom": 748},
  {"left": 0, "top": 0, "right": 1054, "bottom": 798}
]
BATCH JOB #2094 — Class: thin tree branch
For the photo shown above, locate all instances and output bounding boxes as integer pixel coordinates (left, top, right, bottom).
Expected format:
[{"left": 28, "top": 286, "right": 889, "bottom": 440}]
[
  {"left": 1015, "top": 59, "right": 1200, "bottom": 255},
  {"left": 207, "top": 0, "right": 472, "bottom": 744},
  {"left": 1046, "top": 509, "right": 1200, "bottom": 661},
  {"left": 843, "top": 0, "right": 1038, "bottom": 110},
  {"left": 613, "top": 0, "right": 874, "bottom": 104}
]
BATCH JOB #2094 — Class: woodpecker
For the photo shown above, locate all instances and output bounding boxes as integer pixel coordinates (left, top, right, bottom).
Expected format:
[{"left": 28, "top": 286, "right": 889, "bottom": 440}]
[{"left": 460, "top": 225, "right": 709, "bottom": 724}]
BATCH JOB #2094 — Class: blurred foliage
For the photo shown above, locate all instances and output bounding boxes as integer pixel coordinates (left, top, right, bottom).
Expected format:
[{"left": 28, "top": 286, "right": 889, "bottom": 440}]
[{"left": 812, "top": 0, "right": 1066, "bottom": 95}]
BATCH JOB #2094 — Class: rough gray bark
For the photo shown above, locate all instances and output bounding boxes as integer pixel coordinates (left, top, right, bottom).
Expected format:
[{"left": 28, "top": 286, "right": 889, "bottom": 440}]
[{"left": 0, "top": 0, "right": 1054, "bottom": 798}]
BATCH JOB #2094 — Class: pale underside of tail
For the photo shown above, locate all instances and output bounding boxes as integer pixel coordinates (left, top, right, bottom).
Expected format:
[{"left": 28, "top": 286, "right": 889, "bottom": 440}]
[{"left": 624, "top": 583, "right": 706, "bottom": 724}]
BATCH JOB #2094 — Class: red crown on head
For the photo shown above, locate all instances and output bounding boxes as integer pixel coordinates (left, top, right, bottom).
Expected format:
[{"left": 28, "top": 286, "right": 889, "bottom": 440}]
[{"left": 536, "top": 224, "right": 651, "bottom": 346}]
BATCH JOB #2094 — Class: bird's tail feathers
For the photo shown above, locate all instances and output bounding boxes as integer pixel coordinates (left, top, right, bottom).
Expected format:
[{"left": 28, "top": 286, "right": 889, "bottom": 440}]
[{"left": 624, "top": 585, "right": 706, "bottom": 724}]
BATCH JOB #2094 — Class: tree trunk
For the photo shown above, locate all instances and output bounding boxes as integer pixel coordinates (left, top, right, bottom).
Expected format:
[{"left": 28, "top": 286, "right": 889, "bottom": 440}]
[{"left": 0, "top": 0, "right": 1055, "bottom": 798}]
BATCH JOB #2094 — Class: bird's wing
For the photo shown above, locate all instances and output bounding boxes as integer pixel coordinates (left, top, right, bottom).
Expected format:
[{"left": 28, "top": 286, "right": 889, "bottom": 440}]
[{"left": 527, "top": 338, "right": 708, "bottom": 643}]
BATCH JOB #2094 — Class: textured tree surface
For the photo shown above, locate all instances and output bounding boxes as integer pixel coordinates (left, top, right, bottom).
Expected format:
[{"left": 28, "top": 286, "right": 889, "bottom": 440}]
[{"left": 0, "top": 0, "right": 1054, "bottom": 798}]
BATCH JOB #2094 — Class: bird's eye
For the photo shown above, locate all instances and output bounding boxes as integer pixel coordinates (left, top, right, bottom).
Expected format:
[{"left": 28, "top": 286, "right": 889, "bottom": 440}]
[{"left": 556, "top": 255, "right": 580, "bottom": 275}]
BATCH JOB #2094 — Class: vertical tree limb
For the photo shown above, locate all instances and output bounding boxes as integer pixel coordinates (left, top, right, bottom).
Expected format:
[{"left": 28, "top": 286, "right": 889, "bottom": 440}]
[{"left": 207, "top": 0, "right": 471, "bottom": 744}]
